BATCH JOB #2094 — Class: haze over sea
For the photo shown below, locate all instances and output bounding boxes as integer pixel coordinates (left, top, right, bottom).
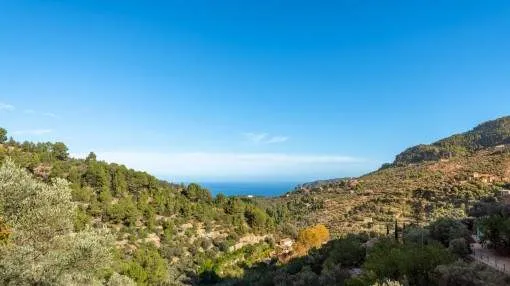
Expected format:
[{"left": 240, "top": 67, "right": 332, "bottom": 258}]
[{"left": 201, "top": 182, "right": 299, "bottom": 197}]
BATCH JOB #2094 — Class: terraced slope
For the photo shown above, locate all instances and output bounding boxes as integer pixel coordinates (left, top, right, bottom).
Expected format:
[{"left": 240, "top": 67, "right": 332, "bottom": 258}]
[{"left": 285, "top": 117, "right": 510, "bottom": 236}]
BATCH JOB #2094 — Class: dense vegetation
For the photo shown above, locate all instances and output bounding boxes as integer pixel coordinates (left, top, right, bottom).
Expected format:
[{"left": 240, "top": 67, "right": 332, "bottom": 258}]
[
  {"left": 0, "top": 127, "right": 305, "bottom": 285},
  {"left": 0, "top": 159, "right": 134, "bottom": 285},
  {"left": 394, "top": 116, "right": 510, "bottom": 165},
  {"left": 1, "top": 115, "right": 510, "bottom": 285},
  {"left": 214, "top": 217, "right": 509, "bottom": 286},
  {"left": 471, "top": 196, "right": 510, "bottom": 255}
]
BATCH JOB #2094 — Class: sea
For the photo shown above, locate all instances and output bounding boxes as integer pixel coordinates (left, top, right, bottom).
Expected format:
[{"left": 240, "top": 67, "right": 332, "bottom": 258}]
[{"left": 201, "top": 182, "right": 299, "bottom": 198}]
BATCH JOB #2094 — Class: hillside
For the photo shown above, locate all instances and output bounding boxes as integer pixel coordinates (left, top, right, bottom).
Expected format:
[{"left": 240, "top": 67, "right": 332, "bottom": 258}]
[
  {"left": 0, "top": 129, "right": 302, "bottom": 285},
  {"left": 288, "top": 116, "right": 510, "bottom": 236},
  {"left": 2, "top": 116, "right": 510, "bottom": 285},
  {"left": 394, "top": 116, "right": 510, "bottom": 165}
]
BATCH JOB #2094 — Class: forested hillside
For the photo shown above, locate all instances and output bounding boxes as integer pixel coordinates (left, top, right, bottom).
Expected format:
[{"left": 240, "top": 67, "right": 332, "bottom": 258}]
[
  {"left": 394, "top": 116, "right": 510, "bottom": 165},
  {"left": 0, "top": 159, "right": 133, "bottom": 285},
  {"left": 0, "top": 127, "right": 308, "bottom": 285},
  {"left": 2, "top": 116, "right": 510, "bottom": 285}
]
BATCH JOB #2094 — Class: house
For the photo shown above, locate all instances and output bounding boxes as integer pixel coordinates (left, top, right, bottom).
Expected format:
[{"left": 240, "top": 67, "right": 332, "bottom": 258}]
[
  {"left": 277, "top": 238, "right": 295, "bottom": 257},
  {"left": 495, "top": 144, "right": 506, "bottom": 150},
  {"left": 279, "top": 238, "right": 294, "bottom": 249},
  {"left": 472, "top": 172, "right": 500, "bottom": 183},
  {"left": 363, "top": 217, "right": 373, "bottom": 224}
]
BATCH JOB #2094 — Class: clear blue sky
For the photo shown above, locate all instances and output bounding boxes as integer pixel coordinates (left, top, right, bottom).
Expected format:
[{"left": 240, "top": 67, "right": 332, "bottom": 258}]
[{"left": 1, "top": 1, "right": 510, "bottom": 182}]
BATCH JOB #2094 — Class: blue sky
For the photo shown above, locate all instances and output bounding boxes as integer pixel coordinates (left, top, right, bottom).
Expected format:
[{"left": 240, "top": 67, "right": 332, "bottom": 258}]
[{"left": 1, "top": 1, "right": 510, "bottom": 182}]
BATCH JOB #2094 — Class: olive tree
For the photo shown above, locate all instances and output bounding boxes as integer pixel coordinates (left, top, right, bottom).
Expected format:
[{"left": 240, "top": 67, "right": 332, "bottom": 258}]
[{"left": 0, "top": 159, "right": 134, "bottom": 285}]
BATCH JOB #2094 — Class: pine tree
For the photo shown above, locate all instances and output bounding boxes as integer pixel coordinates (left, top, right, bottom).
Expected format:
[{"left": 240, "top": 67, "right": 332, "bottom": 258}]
[{"left": 394, "top": 220, "right": 399, "bottom": 242}]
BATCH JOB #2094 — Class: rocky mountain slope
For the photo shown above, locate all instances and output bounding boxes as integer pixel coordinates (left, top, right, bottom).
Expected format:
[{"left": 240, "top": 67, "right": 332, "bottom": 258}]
[
  {"left": 394, "top": 116, "right": 510, "bottom": 165},
  {"left": 286, "top": 116, "right": 510, "bottom": 236}
]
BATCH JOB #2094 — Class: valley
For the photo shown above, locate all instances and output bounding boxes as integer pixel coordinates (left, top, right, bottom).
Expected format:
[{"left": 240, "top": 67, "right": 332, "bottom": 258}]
[{"left": 1, "top": 116, "right": 510, "bottom": 285}]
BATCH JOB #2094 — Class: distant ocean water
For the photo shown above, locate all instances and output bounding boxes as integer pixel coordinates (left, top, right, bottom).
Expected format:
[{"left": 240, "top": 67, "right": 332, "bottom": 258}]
[{"left": 201, "top": 182, "right": 299, "bottom": 197}]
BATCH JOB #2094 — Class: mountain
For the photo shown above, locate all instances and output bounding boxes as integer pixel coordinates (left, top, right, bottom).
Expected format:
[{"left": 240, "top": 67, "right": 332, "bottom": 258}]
[
  {"left": 394, "top": 116, "right": 510, "bottom": 165},
  {"left": 2, "top": 116, "right": 510, "bottom": 285},
  {"left": 212, "top": 116, "right": 510, "bottom": 285},
  {"left": 286, "top": 116, "right": 510, "bottom": 236}
]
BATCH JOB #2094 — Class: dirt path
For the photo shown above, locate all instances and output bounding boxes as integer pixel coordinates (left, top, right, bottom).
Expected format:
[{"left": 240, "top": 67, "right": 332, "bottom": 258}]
[{"left": 471, "top": 238, "right": 510, "bottom": 275}]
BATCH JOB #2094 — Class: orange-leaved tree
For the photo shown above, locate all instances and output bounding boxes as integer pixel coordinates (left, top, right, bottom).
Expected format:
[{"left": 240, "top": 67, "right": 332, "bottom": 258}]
[{"left": 294, "top": 224, "right": 330, "bottom": 256}]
